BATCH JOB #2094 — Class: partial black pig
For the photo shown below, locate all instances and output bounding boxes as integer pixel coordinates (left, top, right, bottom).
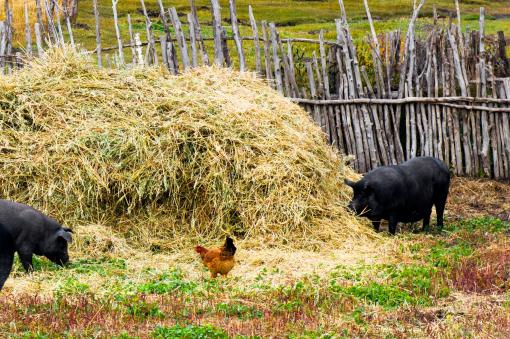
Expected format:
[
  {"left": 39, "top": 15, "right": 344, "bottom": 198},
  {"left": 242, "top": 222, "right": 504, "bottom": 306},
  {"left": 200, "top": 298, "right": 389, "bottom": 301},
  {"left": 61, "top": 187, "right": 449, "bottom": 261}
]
[
  {"left": 0, "top": 222, "right": 14, "bottom": 291},
  {"left": 0, "top": 200, "right": 73, "bottom": 290},
  {"left": 345, "top": 157, "right": 450, "bottom": 235}
]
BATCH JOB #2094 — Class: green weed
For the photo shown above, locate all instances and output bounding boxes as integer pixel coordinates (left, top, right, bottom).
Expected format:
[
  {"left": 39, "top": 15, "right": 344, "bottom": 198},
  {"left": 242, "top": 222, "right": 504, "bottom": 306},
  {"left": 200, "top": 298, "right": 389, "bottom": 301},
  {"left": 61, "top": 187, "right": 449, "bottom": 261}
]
[
  {"left": 121, "top": 295, "right": 165, "bottom": 319},
  {"left": 446, "top": 217, "right": 510, "bottom": 234},
  {"left": 138, "top": 269, "right": 197, "bottom": 295},
  {"left": 19, "top": 332, "right": 50, "bottom": 339},
  {"left": 12, "top": 256, "right": 61, "bottom": 273},
  {"left": 215, "top": 302, "right": 263, "bottom": 319},
  {"left": 429, "top": 241, "right": 474, "bottom": 268},
  {"left": 152, "top": 324, "right": 227, "bottom": 339},
  {"left": 329, "top": 264, "right": 449, "bottom": 308},
  {"left": 342, "top": 283, "right": 419, "bottom": 308},
  {"left": 115, "top": 333, "right": 139, "bottom": 339},
  {"left": 55, "top": 277, "right": 90, "bottom": 296},
  {"left": 68, "top": 257, "right": 127, "bottom": 276}
]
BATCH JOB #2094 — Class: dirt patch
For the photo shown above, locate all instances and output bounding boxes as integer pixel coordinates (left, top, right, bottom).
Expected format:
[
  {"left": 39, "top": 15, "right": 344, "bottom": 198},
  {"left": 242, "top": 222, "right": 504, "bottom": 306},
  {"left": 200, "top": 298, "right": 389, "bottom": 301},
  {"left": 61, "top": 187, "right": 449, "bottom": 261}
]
[{"left": 447, "top": 177, "right": 510, "bottom": 221}]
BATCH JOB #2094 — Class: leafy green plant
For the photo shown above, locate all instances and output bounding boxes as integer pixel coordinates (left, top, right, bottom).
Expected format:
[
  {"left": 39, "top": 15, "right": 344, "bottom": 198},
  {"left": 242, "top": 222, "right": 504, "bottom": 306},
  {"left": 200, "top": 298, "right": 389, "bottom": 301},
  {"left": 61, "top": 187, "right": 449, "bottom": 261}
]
[
  {"left": 138, "top": 269, "right": 197, "bottom": 295},
  {"left": 20, "top": 332, "right": 50, "bottom": 339},
  {"left": 385, "top": 265, "right": 449, "bottom": 298},
  {"left": 343, "top": 283, "right": 418, "bottom": 308},
  {"left": 429, "top": 241, "right": 474, "bottom": 268},
  {"left": 446, "top": 217, "right": 510, "bottom": 233},
  {"left": 12, "top": 256, "right": 61, "bottom": 273},
  {"left": 115, "top": 332, "right": 139, "bottom": 339},
  {"left": 69, "top": 257, "right": 127, "bottom": 276},
  {"left": 123, "top": 296, "right": 165, "bottom": 319},
  {"left": 55, "top": 277, "right": 90, "bottom": 296},
  {"left": 152, "top": 324, "right": 227, "bottom": 339},
  {"left": 215, "top": 302, "right": 263, "bottom": 319},
  {"left": 329, "top": 263, "right": 449, "bottom": 308}
]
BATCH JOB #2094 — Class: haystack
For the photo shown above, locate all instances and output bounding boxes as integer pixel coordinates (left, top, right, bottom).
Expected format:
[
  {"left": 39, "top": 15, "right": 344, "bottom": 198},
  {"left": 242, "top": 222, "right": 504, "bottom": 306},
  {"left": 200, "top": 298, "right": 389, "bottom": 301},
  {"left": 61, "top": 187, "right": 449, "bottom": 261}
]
[{"left": 0, "top": 48, "right": 371, "bottom": 249}]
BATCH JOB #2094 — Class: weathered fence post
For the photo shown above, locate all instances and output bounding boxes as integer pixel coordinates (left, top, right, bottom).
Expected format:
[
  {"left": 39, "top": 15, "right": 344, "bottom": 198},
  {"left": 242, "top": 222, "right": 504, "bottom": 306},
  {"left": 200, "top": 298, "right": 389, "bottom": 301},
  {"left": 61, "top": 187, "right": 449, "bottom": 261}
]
[
  {"left": 210, "top": 0, "right": 224, "bottom": 66},
  {"left": 248, "top": 6, "right": 262, "bottom": 75},
  {"left": 112, "top": 0, "right": 125, "bottom": 65},
  {"left": 229, "top": 0, "right": 245, "bottom": 71},
  {"left": 24, "top": 2, "right": 33, "bottom": 57},
  {"left": 92, "top": 0, "right": 102, "bottom": 67},
  {"left": 169, "top": 7, "right": 191, "bottom": 70}
]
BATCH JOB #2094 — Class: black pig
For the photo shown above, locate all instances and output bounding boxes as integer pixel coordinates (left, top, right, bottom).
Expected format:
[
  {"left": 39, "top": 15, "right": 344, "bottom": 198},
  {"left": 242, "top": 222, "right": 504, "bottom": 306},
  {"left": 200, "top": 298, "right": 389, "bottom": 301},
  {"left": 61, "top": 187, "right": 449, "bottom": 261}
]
[
  {"left": 0, "top": 200, "right": 73, "bottom": 290},
  {"left": 345, "top": 157, "right": 450, "bottom": 235}
]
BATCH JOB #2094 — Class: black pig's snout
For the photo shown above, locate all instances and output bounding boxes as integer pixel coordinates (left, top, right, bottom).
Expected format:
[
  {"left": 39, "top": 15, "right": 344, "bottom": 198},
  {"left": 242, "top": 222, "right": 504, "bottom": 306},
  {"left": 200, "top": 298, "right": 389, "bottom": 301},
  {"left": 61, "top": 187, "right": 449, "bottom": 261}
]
[{"left": 347, "top": 202, "right": 355, "bottom": 212}]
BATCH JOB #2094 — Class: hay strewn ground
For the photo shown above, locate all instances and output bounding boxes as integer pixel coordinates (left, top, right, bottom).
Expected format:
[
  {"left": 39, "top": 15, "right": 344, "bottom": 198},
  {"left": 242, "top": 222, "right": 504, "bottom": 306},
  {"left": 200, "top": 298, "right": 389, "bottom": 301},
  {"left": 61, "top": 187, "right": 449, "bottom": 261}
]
[
  {"left": 448, "top": 177, "right": 510, "bottom": 221},
  {"left": 0, "top": 48, "right": 371, "bottom": 250},
  {"left": 1, "top": 49, "right": 510, "bottom": 338}
]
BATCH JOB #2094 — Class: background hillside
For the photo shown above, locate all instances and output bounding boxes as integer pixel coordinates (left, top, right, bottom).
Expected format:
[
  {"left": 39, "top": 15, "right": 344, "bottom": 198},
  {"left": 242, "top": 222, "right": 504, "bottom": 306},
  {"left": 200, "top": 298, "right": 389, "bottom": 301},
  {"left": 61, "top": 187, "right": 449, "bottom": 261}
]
[{"left": 2, "top": 0, "right": 510, "bottom": 51}]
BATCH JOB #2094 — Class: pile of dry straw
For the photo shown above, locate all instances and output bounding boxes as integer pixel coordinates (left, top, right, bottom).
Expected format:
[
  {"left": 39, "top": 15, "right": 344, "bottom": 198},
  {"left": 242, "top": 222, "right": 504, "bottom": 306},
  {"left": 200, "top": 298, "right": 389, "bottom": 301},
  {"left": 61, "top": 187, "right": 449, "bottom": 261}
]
[{"left": 0, "top": 48, "right": 372, "bottom": 249}]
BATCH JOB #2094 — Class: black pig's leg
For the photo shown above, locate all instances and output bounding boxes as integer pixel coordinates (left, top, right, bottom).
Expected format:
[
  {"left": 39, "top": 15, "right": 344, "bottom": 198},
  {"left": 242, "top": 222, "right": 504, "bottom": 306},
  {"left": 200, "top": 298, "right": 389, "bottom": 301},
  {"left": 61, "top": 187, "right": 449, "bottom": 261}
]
[
  {"left": 388, "top": 215, "right": 398, "bottom": 235},
  {"left": 0, "top": 249, "right": 14, "bottom": 291},
  {"left": 372, "top": 221, "right": 381, "bottom": 232},
  {"left": 18, "top": 251, "right": 34, "bottom": 273},
  {"left": 422, "top": 210, "right": 431, "bottom": 233},
  {"left": 434, "top": 192, "right": 448, "bottom": 232},
  {"left": 435, "top": 203, "right": 446, "bottom": 232}
]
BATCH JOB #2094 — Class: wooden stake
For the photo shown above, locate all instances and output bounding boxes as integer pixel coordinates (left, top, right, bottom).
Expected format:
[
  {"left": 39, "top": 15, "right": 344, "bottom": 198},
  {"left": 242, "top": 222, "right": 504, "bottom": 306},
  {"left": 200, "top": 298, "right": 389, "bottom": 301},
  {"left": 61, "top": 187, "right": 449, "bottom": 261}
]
[
  {"left": 189, "top": 0, "right": 209, "bottom": 65},
  {"left": 92, "top": 0, "right": 102, "bottom": 67},
  {"left": 248, "top": 6, "right": 261, "bottom": 75},
  {"left": 261, "top": 21, "right": 272, "bottom": 81},
  {"left": 140, "top": 0, "right": 157, "bottom": 65},
  {"left": 112, "top": 0, "right": 124, "bottom": 65},
  {"left": 127, "top": 14, "right": 137, "bottom": 65},
  {"left": 269, "top": 23, "right": 283, "bottom": 95},
  {"left": 187, "top": 13, "right": 198, "bottom": 68},
  {"left": 34, "top": 23, "right": 44, "bottom": 57},
  {"left": 24, "top": 2, "right": 33, "bottom": 57},
  {"left": 229, "top": 0, "right": 245, "bottom": 71},
  {"left": 210, "top": 0, "right": 224, "bottom": 66},
  {"left": 169, "top": 7, "right": 191, "bottom": 70}
]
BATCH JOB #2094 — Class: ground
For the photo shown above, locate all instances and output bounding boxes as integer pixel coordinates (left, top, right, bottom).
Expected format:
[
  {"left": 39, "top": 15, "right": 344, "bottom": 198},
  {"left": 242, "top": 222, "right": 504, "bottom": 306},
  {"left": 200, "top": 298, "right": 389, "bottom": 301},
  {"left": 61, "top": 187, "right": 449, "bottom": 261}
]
[
  {"left": 1, "top": 177, "right": 509, "bottom": 338},
  {"left": 1, "top": 1, "right": 510, "bottom": 337}
]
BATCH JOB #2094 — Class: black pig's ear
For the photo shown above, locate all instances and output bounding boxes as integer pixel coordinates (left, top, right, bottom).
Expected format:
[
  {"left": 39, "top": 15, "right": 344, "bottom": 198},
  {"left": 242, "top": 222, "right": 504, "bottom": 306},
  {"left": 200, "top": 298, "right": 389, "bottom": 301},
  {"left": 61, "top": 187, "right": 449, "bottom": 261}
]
[
  {"left": 62, "top": 227, "right": 73, "bottom": 233},
  {"left": 344, "top": 179, "right": 356, "bottom": 188},
  {"left": 58, "top": 229, "right": 73, "bottom": 243}
]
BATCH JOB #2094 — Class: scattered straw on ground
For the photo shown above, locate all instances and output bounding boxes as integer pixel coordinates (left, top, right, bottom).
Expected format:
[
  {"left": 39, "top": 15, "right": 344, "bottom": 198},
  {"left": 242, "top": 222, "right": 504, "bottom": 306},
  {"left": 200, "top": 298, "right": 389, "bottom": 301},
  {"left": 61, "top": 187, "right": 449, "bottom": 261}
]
[
  {"left": 448, "top": 177, "right": 510, "bottom": 221},
  {"left": 2, "top": 222, "right": 397, "bottom": 297},
  {"left": 0, "top": 47, "right": 372, "bottom": 250}
]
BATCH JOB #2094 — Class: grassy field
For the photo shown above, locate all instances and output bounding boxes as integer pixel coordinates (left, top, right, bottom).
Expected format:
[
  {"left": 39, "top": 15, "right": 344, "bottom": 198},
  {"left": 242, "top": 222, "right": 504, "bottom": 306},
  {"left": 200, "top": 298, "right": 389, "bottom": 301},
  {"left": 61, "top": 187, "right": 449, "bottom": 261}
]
[
  {"left": 2, "top": 0, "right": 510, "bottom": 51},
  {"left": 2, "top": 0, "right": 509, "bottom": 73},
  {"left": 0, "top": 178, "right": 509, "bottom": 337}
]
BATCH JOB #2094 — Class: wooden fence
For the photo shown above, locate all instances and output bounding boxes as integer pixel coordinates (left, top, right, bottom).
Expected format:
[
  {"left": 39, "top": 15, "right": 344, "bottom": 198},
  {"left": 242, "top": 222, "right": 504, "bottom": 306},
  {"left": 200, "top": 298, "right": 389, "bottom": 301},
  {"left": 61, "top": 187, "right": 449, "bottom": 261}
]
[{"left": 1, "top": 0, "right": 510, "bottom": 178}]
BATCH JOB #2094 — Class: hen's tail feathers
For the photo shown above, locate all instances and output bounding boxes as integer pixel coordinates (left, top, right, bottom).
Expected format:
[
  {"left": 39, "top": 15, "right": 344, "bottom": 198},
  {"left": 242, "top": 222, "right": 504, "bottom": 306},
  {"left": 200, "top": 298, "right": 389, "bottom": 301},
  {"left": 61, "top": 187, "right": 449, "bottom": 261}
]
[
  {"left": 195, "top": 246, "right": 208, "bottom": 254},
  {"left": 224, "top": 237, "right": 236, "bottom": 255}
]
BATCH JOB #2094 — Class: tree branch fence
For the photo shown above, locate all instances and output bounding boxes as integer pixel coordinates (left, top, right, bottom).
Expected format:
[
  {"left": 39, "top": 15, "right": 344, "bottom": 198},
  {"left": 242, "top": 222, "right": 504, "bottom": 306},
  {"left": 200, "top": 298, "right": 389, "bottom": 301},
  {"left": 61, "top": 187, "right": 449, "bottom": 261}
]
[{"left": 1, "top": 0, "right": 510, "bottom": 178}]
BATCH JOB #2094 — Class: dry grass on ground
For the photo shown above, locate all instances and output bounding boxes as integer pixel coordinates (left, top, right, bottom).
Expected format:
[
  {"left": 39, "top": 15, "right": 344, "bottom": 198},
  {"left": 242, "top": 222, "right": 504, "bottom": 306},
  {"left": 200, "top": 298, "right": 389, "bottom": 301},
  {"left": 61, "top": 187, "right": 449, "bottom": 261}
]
[{"left": 448, "top": 177, "right": 510, "bottom": 221}]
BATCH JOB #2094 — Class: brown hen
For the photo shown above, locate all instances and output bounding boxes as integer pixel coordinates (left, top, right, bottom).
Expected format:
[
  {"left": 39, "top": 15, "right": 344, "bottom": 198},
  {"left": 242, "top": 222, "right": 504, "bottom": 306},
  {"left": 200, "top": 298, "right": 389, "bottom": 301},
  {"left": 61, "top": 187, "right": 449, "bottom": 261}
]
[{"left": 195, "top": 237, "right": 236, "bottom": 278}]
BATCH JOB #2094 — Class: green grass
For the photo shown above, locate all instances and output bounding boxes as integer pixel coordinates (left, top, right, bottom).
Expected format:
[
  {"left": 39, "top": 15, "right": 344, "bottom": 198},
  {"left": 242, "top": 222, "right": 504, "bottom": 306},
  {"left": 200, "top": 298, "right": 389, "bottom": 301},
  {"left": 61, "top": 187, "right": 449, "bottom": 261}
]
[
  {"left": 446, "top": 216, "right": 510, "bottom": 233},
  {"left": 28, "top": 0, "right": 509, "bottom": 59},
  {"left": 153, "top": 324, "right": 228, "bottom": 339},
  {"left": 329, "top": 263, "right": 449, "bottom": 308},
  {"left": 138, "top": 269, "right": 198, "bottom": 294}
]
